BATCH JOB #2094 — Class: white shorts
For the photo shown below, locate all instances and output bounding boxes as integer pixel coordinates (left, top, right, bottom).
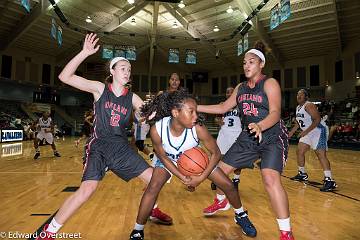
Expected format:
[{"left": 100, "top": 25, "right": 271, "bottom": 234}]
[
  {"left": 299, "top": 126, "right": 327, "bottom": 150},
  {"left": 216, "top": 130, "right": 241, "bottom": 155},
  {"left": 37, "top": 132, "right": 54, "bottom": 144}
]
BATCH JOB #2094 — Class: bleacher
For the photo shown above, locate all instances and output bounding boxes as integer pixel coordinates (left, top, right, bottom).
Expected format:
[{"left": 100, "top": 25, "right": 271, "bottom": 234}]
[{"left": 0, "top": 99, "right": 32, "bottom": 129}]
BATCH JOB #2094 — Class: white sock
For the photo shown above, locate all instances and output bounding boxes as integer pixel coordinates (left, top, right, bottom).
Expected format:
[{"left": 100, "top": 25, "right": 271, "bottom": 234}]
[
  {"left": 153, "top": 203, "right": 158, "bottom": 209},
  {"left": 234, "top": 207, "right": 247, "bottom": 216},
  {"left": 233, "top": 174, "right": 240, "bottom": 179},
  {"left": 216, "top": 194, "right": 226, "bottom": 201},
  {"left": 298, "top": 166, "right": 306, "bottom": 173},
  {"left": 47, "top": 218, "right": 63, "bottom": 233},
  {"left": 277, "top": 218, "right": 291, "bottom": 231},
  {"left": 324, "top": 170, "right": 332, "bottom": 179},
  {"left": 134, "top": 223, "right": 144, "bottom": 231}
]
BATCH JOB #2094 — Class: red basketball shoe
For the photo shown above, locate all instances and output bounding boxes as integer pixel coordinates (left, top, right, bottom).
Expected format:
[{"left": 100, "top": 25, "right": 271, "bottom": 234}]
[
  {"left": 203, "top": 197, "right": 230, "bottom": 216},
  {"left": 36, "top": 224, "right": 55, "bottom": 240},
  {"left": 149, "top": 207, "right": 173, "bottom": 225},
  {"left": 280, "top": 230, "right": 295, "bottom": 240}
]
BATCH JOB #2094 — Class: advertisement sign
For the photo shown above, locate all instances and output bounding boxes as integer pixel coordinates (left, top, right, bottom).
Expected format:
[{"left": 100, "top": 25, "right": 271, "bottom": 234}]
[
  {"left": 1, "top": 130, "right": 23, "bottom": 142},
  {"left": 1, "top": 143, "right": 23, "bottom": 157}
]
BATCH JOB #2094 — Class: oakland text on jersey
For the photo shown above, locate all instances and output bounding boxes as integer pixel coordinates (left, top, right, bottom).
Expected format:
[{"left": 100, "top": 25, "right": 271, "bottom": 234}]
[
  {"left": 237, "top": 93, "right": 263, "bottom": 103},
  {"left": 296, "top": 113, "right": 305, "bottom": 118},
  {"left": 104, "top": 101, "right": 128, "bottom": 115}
]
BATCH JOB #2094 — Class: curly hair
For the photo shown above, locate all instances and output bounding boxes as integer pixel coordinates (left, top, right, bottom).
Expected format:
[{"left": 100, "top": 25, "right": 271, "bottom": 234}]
[{"left": 141, "top": 88, "right": 198, "bottom": 123}]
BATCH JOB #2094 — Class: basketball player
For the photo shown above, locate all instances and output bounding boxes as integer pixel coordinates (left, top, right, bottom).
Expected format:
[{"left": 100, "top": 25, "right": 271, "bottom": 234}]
[
  {"left": 129, "top": 89, "right": 257, "bottom": 240},
  {"left": 288, "top": 89, "right": 337, "bottom": 192},
  {"left": 36, "top": 33, "right": 171, "bottom": 240},
  {"left": 33, "top": 111, "right": 61, "bottom": 159},
  {"left": 197, "top": 41, "right": 294, "bottom": 240},
  {"left": 75, "top": 110, "right": 94, "bottom": 147},
  {"left": 148, "top": 72, "right": 182, "bottom": 165},
  {"left": 211, "top": 87, "right": 242, "bottom": 190}
]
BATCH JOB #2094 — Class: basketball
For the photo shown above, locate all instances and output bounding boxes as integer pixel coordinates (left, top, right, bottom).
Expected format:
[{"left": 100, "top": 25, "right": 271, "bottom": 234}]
[{"left": 177, "top": 147, "right": 209, "bottom": 176}]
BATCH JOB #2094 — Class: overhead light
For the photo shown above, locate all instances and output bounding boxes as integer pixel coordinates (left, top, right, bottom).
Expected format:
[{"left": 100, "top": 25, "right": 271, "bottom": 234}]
[
  {"left": 178, "top": 0, "right": 185, "bottom": 8},
  {"left": 356, "top": 72, "right": 360, "bottom": 79},
  {"left": 172, "top": 21, "right": 179, "bottom": 28},
  {"left": 127, "top": 0, "right": 135, "bottom": 4},
  {"left": 130, "top": 18, "right": 136, "bottom": 25},
  {"left": 226, "top": 6, "right": 233, "bottom": 14},
  {"left": 85, "top": 16, "right": 92, "bottom": 23},
  {"left": 213, "top": 25, "right": 220, "bottom": 32}
]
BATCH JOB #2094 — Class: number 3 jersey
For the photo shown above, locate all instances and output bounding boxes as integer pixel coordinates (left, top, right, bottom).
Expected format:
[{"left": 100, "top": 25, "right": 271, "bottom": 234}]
[
  {"left": 236, "top": 77, "right": 287, "bottom": 139},
  {"left": 217, "top": 108, "right": 242, "bottom": 154},
  {"left": 93, "top": 84, "right": 132, "bottom": 142},
  {"left": 220, "top": 108, "right": 242, "bottom": 132}
]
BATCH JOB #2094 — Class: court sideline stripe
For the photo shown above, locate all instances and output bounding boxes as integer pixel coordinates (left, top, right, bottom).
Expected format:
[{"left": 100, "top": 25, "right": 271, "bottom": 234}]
[
  {"left": 28, "top": 211, "right": 58, "bottom": 240},
  {"left": 282, "top": 175, "right": 360, "bottom": 202}
]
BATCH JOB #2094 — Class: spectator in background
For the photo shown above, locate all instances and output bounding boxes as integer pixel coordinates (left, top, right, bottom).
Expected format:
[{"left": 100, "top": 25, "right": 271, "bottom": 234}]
[{"left": 24, "top": 122, "right": 35, "bottom": 140}]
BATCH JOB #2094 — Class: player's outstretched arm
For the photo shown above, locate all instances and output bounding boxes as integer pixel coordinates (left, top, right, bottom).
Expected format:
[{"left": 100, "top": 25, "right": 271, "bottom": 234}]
[
  {"left": 58, "top": 33, "right": 104, "bottom": 101},
  {"left": 197, "top": 84, "right": 240, "bottom": 114}
]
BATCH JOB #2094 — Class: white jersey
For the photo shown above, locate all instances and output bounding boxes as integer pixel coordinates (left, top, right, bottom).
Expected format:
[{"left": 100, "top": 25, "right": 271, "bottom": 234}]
[
  {"left": 217, "top": 108, "right": 242, "bottom": 154},
  {"left": 295, "top": 102, "right": 313, "bottom": 131},
  {"left": 38, "top": 117, "right": 52, "bottom": 133},
  {"left": 153, "top": 116, "right": 199, "bottom": 163},
  {"left": 36, "top": 117, "right": 54, "bottom": 144}
]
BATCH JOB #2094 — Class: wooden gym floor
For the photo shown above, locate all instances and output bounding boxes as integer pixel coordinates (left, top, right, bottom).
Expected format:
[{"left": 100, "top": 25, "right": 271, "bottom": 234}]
[{"left": 0, "top": 137, "right": 359, "bottom": 240}]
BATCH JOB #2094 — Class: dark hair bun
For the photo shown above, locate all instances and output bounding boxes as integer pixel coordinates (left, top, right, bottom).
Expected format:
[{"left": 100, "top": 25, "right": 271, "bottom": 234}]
[{"left": 253, "top": 41, "right": 270, "bottom": 54}]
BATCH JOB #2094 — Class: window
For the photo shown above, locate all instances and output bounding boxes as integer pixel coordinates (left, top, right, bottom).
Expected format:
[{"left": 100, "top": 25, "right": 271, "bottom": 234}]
[
  {"left": 310, "top": 65, "right": 319, "bottom": 86},
  {"left": 212, "top": 77, "right": 219, "bottom": 95},
  {"left": 159, "top": 76, "right": 167, "bottom": 91},
  {"left": 272, "top": 69, "right": 281, "bottom": 86},
  {"left": 284, "top": 68, "right": 293, "bottom": 88},
  {"left": 297, "top": 67, "right": 306, "bottom": 87},
  {"left": 141, "top": 75, "right": 149, "bottom": 92},
  {"left": 1, "top": 55, "right": 12, "bottom": 78},
  {"left": 221, "top": 76, "right": 228, "bottom": 94},
  {"left": 186, "top": 76, "right": 193, "bottom": 93},
  {"left": 42, "top": 64, "right": 51, "bottom": 84},
  {"left": 132, "top": 75, "right": 140, "bottom": 92},
  {"left": 355, "top": 52, "right": 360, "bottom": 75},
  {"left": 335, "top": 60, "right": 343, "bottom": 82},
  {"left": 150, "top": 76, "right": 158, "bottom": 92}
]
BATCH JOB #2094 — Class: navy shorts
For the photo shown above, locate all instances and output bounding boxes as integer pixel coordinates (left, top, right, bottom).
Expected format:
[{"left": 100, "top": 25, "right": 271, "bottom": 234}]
[
  {"left": 223, "top": 130, "right": 288, "bottom": 173},
  {"left": 82, "top": 138, "right": 150, "bottom": 182}
]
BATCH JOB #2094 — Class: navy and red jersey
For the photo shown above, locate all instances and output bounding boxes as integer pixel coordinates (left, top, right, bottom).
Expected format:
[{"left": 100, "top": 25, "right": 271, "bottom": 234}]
[
  {"left": 92, "top": 84, "right": 132, "bottom": 141},
  {"left": 236, "top": 77, "right": 286, "bottom": 138}
]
